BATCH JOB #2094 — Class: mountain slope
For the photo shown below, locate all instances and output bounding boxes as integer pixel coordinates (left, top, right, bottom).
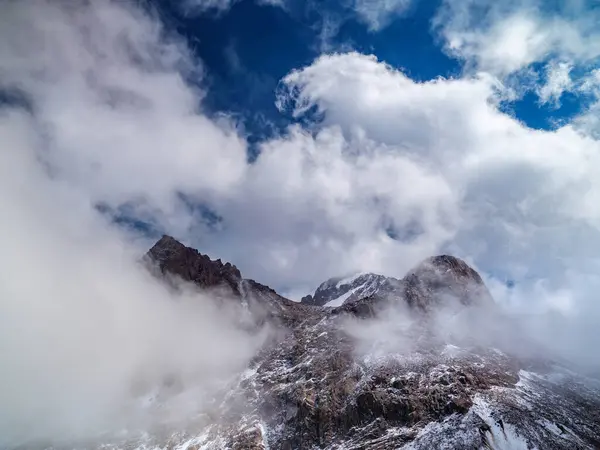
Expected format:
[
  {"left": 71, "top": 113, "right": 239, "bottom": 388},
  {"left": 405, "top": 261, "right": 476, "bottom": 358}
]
[
  {"left": 302, "top": 254, "right": 493, "bottom": 313},
  {"left": 301, "top": 272, "right": 397, "bottom": 307},
  {"left": 117, "top": 237, "right": 600, "bottom": 449}
]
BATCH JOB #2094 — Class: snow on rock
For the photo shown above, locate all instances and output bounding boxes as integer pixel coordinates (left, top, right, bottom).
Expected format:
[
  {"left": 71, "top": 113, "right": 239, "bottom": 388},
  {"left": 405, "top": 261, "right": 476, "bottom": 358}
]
[
  {"left": 471, "top": 395, "right": 532, "bottom": 450},
  {"left": 302, "top": 272, "right": 397, "bottom": 307}
]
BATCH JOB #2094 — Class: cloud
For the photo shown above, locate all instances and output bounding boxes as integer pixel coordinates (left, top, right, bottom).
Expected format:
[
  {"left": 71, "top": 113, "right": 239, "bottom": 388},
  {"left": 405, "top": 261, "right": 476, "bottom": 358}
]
[
  {"left": 0, "top": 1, "right": 260, "bottom": 447},
  {"left": 537, "top": 61, "right": 573, "bottom": 107},
  {"left": 352, "top": 0, "right": 414, "bottom": 31},
  {"left": 432, "top": 0, "right": 600, "bottom": 119},
  {"left": 276, "top": 52, "right": 600, "bottom": 369},
  {"left": 434, "top": 0, "right": 600, "bottom": 75},
  {"left": 0, "top": 0, "right": 248, "bottom": 237},
  {"left": 4, "top": 3, "right": 600, "bottom": 447},
  {"left": 0, "top": 106, "right": 261, "bottom": 447}
]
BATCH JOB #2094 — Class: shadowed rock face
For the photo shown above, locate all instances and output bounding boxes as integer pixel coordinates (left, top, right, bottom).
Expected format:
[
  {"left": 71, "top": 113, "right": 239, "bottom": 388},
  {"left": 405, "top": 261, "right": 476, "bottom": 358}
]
[
  {"left": 402, "top": 255, "right": 494, "bottom": 312},
  {"left": 146, "top": 235, "right": 243, "bottom": 296},
  {"left": 145, "top": 235, "right": 322, "bottom": 328},
  {"left": 139, "top": 237, "right": 600, "bottom": 450}
]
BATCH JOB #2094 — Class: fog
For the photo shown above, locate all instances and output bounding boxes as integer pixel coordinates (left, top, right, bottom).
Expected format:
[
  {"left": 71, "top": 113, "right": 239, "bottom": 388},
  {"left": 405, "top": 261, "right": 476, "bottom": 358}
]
[
  {"left": 0, "top": 108, "right": 262, "bottom": 448},
  {"left": 342, "top": 270, "right": 600, "bottom": 379}
]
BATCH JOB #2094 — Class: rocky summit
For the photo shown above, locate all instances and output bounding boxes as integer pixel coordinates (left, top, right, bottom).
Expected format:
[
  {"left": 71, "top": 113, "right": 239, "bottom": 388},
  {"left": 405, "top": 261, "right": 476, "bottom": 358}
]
[{"left": 132, "top": 236, "right": 600, "bottom": 449}]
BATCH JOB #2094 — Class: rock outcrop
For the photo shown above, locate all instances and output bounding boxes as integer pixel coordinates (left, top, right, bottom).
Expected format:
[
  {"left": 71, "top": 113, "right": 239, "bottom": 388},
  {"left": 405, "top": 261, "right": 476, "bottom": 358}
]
[
  {"left": 300, "top": 273, "right": 394, "bottom": 307},
  {"left": 302, "top": 254, "right": 492, "bottom": 314},
  {"left": 146, "top": 235, "right": 243, "bottom": 295}
]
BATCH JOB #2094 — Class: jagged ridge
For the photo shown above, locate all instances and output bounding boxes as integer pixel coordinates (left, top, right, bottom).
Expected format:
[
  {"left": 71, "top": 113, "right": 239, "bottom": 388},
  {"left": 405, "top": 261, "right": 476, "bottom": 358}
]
[{"left": 302, "top": 254, "right": 493, "bottom": 314}]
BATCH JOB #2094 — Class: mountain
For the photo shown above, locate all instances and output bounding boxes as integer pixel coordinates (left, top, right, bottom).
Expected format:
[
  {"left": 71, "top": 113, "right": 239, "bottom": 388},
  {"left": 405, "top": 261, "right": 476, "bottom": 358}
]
[
  {"left": 145, "top": 235, "right": 321, "bottom": 328},
  {"left": 302, "top": 255, "right": 493, "bottom": 313},
  {"left": 127, "top": 236, "right": 600, "bottom": 449},
  {"left": 300, "top": 272, "right": 397, "bottom": 307}
]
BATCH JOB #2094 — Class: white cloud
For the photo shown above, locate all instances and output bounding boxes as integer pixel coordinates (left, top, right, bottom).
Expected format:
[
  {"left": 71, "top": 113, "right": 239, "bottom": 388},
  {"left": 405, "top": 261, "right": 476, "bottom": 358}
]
[
  {"left": 352, "top": 0, "right": 413, "bottom": 31},
  {"left": 0, "top": 106, "right": 261, "bottom": 447},
  {"left": 537, "top": 61, "right": 573, "bottom": 107},
  {"left": 0, "top": 0, "right": 248, "bottom": 236},
  {"left": 434, "top": 0, "right": 600, "bottom": 75},
  {"left": 433, "top": 0, "right": 600, "bottom": 119},
  {"left": 276, "top": 52, "right": 600, "bottom": 368},
  {"left": 0, "top": 2, "right": 260, "bottom": 447}
]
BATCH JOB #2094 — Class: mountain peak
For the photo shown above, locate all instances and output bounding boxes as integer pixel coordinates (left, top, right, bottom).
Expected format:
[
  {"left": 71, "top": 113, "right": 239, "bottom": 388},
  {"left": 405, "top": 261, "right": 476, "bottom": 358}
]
[
  {"left": 404, "top": 255, "right": 493, "bottom": 311},
  {"left": 301, "top": 272, "right": 393, "bottom": 307},
  {"left": 145, "top": 235, "right": 242, "bottom": 295},
  {"left": 418, "top": 255, "right": 485, "bottom": 285},
  {"left": 303, "top": 255, "right": 492, "bottom": 313}
]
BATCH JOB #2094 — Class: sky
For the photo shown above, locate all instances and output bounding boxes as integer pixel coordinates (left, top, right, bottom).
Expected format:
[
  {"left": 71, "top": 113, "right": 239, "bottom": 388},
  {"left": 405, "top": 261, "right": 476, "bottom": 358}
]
[
  {"left": 2, "top": 0, "right": 600, "bottom": 326},
  {"left": 3, "top": 0, "right": 600, "bottom": 445}
]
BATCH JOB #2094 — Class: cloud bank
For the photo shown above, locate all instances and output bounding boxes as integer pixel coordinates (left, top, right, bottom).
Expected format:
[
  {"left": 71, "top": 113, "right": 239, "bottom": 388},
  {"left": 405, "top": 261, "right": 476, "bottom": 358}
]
[{"left": 0, "top": 1, "right": 257, "bottom": 447}]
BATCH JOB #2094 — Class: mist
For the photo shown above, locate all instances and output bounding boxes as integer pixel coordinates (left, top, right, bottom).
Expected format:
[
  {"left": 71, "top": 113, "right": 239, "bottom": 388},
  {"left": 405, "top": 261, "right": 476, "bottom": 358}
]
[
  {"left": 0, "top": 50, "right": 257, "bottom": 447},
  {"left": 0, "top": 120, "right": 266, "bottom": 448},
  {"left": 342, "top": 270, "right": 600, "bottom": 379}
]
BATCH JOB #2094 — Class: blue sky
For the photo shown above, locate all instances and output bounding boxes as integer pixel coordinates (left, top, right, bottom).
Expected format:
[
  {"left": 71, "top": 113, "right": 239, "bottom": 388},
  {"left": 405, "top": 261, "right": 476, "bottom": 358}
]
[{"left": 156, "top": 0, "right": 588, "bottom": 138}]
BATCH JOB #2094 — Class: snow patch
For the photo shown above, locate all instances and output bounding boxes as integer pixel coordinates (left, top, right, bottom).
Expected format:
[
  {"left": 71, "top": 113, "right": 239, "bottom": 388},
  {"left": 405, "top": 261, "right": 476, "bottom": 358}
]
[
  {"left": 324, "top": 286, "right": 360, "bottom": 307},
  {"left": 258, "top": 422, "right": 270, "bottom": 450},
  {"left": 471, "top": 395, "right": 533, "bottom": 450}
]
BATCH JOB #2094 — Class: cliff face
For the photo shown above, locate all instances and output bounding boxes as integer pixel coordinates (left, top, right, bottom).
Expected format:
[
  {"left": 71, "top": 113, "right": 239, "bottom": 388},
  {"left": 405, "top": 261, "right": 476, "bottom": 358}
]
[
  {"left": 146, "top": 235, "right": 243, "bottom": 296},
  {"left": 138, "top": 237, "right": 600, "bottom": 450}
]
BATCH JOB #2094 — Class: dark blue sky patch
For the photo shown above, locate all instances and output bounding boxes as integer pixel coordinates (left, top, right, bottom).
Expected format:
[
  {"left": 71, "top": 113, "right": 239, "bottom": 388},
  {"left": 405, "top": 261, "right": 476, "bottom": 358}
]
[
  {"left": 157, "top": 0, "right": 316, "bottom": 143},
  {"left": 96, "top": 202, "right": 163, "bottom": 238},
  {"left": 328, "top": 0, "right": 461, "bottom": 82},
  {"left": 153, "top": 0, "right": 586, "bottom": 141},
  {"left": 96, "top": 194, "right": 224, "bottom": 240},
  {"left": 175, "top": 192, "right": 224, "bottom": 230},
  {"left": 0, "top": 87, "right": 34, "bottom": 113},
  {"left": 506, "top": 90, "right": 585, "bottom": 130}
]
